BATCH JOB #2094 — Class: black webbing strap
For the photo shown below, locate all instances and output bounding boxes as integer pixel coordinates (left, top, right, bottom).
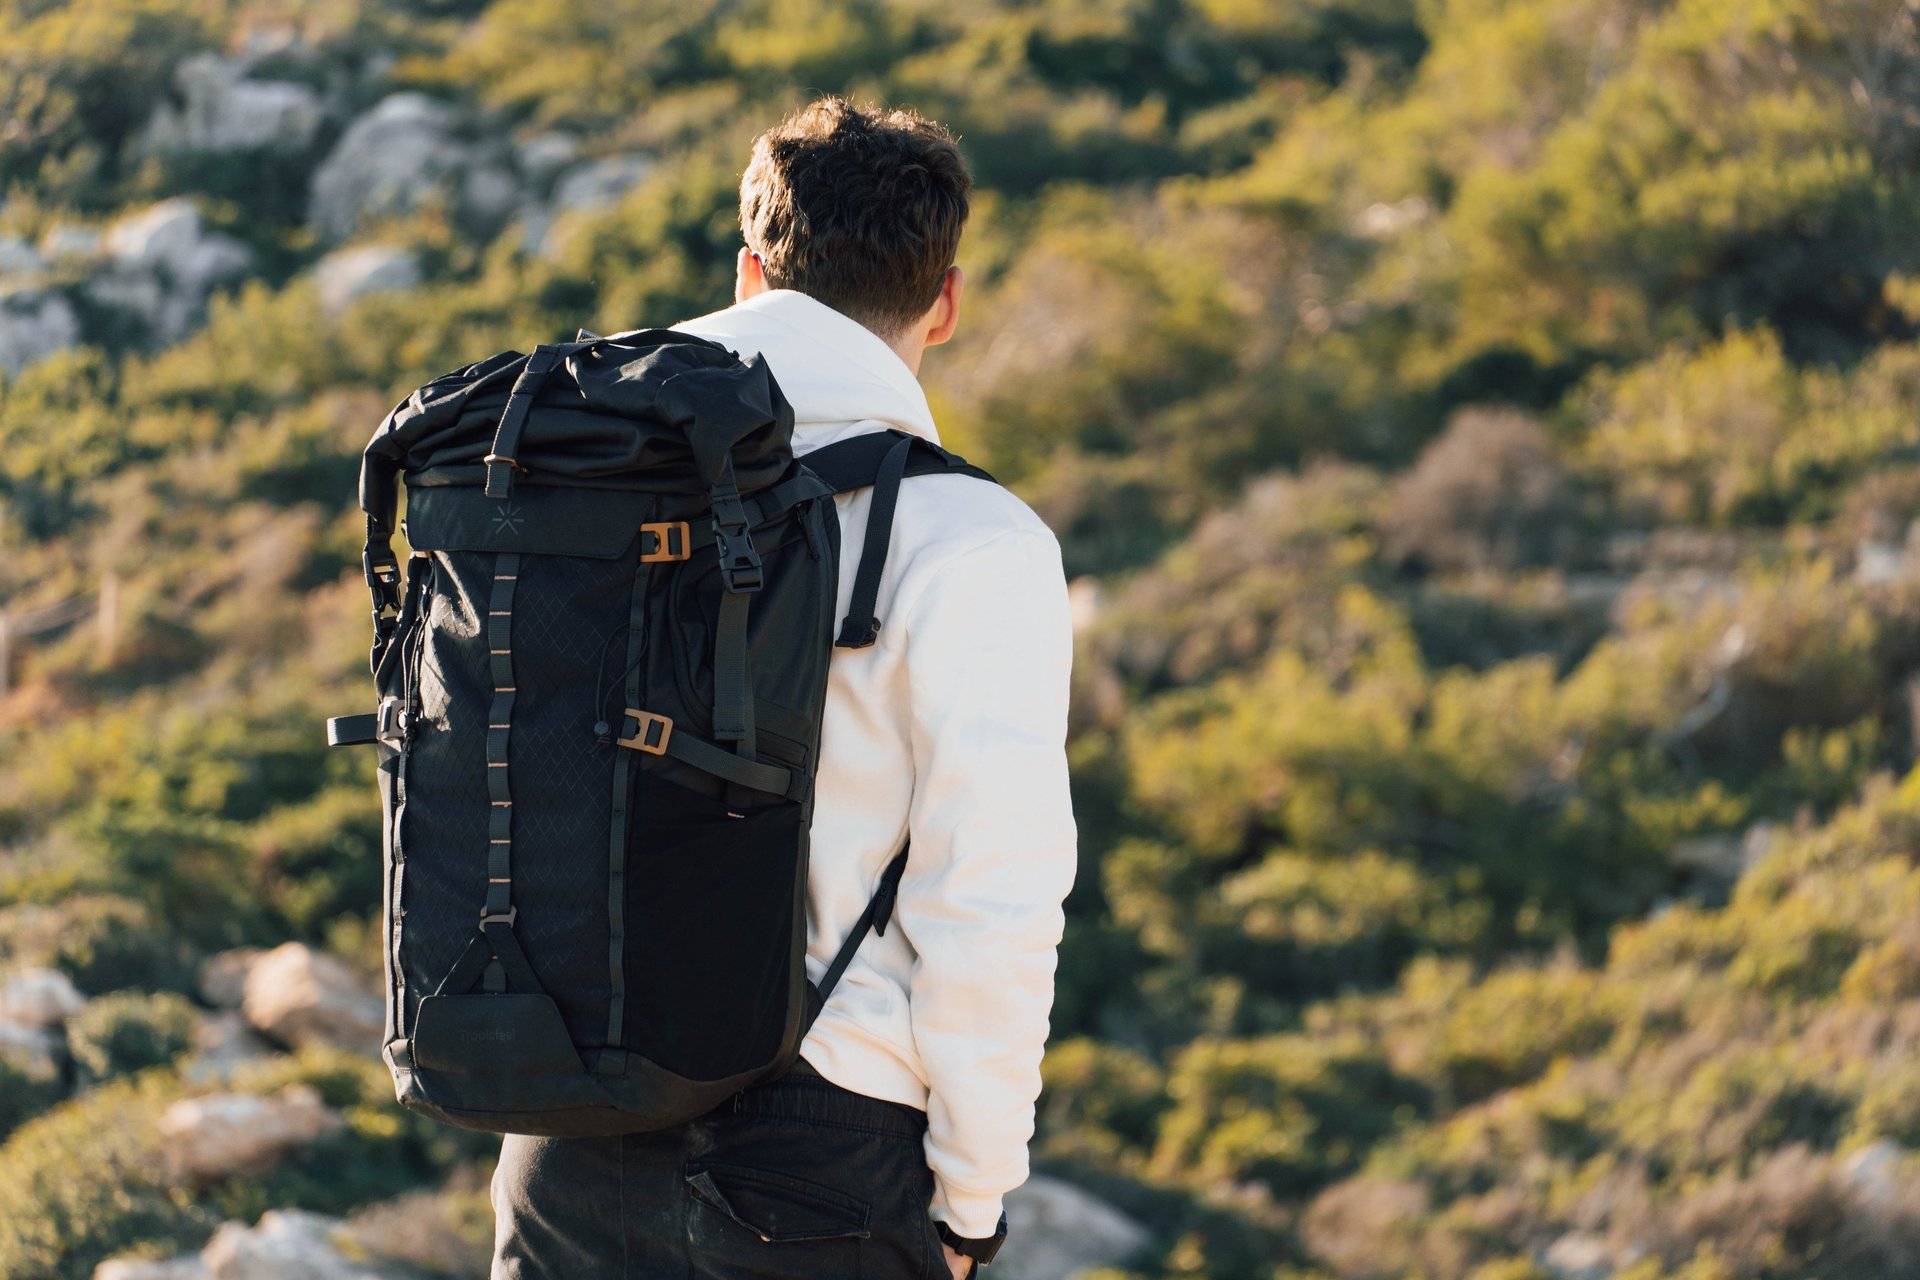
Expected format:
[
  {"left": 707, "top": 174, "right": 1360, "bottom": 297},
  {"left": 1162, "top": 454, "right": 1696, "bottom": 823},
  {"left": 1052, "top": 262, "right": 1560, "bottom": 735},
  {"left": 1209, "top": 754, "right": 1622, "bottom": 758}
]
[
  {"left": 835, "top": 434, "right": 914, "bottom": 649},
  {"left": 327, "top": 713, "right": 378, "bottom": 746},
  {"left": 485, "top": 346, "right": 565, "bottom": 500},
  {"left": 601, "top": 567, "right": 648, "bottom": 1069},
  {"left": 707, "top": 456, "right": 762, "bottom": 769},
  {"left": 798, "top": 431, "right": 996, "bottom": 650},
  {"left": 809, "top": 845, "right": 911, "bottom": 1026},
  {"left": 616, "top": 711, "right": 800, "bottom": 800},
  {"left": 481, "top": 552, "right": 520, "bottom": 993}
]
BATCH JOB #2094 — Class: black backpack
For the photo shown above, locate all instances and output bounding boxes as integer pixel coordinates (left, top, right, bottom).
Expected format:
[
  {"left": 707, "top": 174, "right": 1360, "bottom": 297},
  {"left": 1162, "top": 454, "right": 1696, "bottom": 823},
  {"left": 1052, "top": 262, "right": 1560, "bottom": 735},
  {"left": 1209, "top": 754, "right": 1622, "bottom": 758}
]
[{"left": 326, "top": 329, "right": 994, "bottom": 1136}]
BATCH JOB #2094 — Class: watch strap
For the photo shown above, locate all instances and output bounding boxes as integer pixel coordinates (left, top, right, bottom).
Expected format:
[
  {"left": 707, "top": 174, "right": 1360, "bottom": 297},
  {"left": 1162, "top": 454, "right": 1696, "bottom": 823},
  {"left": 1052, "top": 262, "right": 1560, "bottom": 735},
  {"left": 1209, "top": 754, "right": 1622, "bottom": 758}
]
[{"left": 934, "top": 1213, "right": 1009, "bottom": 1268}]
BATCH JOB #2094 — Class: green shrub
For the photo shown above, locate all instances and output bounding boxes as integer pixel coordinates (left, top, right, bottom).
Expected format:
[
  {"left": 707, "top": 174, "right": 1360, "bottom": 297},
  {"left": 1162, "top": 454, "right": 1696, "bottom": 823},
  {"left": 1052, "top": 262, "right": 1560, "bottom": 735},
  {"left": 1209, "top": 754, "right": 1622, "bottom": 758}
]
[{"left": 66, "top": 992, "right": 196, "bottom": 1080}]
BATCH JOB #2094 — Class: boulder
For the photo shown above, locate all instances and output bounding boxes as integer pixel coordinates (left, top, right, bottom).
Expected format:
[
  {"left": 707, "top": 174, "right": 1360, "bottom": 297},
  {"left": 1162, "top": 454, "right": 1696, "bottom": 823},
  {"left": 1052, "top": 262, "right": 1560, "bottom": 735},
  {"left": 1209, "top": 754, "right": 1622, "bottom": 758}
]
[
  {"left": 1844, "top": 1139, "right": 1908, "bottom": 1206},
  {"left": 141, "top": 52, "right": 326, "bottom": 155},
  {"left": 308, "top": 94, "right": 470, "bottom": 240},
  {"left": 0, "top": 966, "right": 86, "bottom": 1027},
  {"left": 0, "top": 285, "right": 80, "bottom": 377},
  {"left": 515, "top": 131, "right": 581, "bottom": 184},
  {"left": 94, "top": 1257, "right": 212, "bottom": 1280},
  {"left": 550, "top": 153, "right": 654, "bottom": 215},
  {"left": 993, "top": 1175, "right": 1150, "bottom": 1280},
  {"left": 203, "top": 1210, "right": 396, "bottom": 1280},
  {"left": 157, "top": 1084, "right": 343, "bottom": 1185},
  {"left": 40, "top": 224, "right": 103, "bottom": 262},
  {"left": 0, "top": 1018, "right": 62, "bottom": 1083},
  {"left": 199, "top": 948, "right": 265, "bottom": 1009},
  {"left": 315, "top": 245, "right": 421, "bottom": 316},
  {"left": 182, "top": 1010, "right": 276, "bottom": 1084},
  {"left": 93, "top": 199, "right": 252, "bottom": 342},
  {"left": 1542, "top": 1232, "right": 1613, "bottom": 1280},
  {"left": 105, "top": 199, "right": 252, "bottom": 284},
  {"left": 241, "top": 942, "right": 383, "bottom": 1053},
  {"left": 0, "top": 233, "right": 43, "bottom": 276}
]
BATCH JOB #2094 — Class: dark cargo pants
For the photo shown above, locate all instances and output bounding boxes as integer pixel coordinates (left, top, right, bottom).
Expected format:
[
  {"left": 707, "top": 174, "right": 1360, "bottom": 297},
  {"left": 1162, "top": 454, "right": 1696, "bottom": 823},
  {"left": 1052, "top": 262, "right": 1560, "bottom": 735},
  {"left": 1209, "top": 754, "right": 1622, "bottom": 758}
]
[{"left": 490, "top": 1062, "right": 948, "bottom": 1279}]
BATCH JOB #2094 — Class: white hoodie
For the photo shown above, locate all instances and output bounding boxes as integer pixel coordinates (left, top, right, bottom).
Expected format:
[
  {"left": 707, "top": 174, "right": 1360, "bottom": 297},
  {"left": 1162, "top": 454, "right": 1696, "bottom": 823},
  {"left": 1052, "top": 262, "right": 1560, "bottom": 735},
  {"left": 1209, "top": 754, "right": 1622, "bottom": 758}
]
[{"left": 675, "top": 290, "right": 1078, "bottom": 1237}]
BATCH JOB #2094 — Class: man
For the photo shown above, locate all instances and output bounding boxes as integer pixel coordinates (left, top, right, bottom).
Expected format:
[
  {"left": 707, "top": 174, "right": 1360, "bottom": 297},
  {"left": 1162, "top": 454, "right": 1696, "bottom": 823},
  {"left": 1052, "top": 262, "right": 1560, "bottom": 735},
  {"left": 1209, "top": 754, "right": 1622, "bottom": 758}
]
[{"left": 491, "top": 97, "right": 1079, "bottom": 1280}]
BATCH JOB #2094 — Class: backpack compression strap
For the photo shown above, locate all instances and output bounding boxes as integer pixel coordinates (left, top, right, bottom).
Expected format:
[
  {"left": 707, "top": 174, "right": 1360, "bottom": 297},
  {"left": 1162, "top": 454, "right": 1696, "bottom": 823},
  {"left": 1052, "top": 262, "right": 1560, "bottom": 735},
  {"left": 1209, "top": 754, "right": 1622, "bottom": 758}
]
[
  {"left": 806, "top": 844, "right": 911, "bottom": 1032},
  {"left": 798, "top": 431, "right": 996, "bottom": 650}
]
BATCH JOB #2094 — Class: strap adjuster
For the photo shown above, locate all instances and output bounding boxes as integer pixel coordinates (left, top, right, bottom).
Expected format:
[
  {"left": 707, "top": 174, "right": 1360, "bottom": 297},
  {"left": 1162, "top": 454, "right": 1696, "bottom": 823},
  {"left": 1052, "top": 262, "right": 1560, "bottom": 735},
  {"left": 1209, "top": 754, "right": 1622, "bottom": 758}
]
[
  {"left": 617, "top": 709, "right": 674, "bottom": 755},
  {"left": 640, "top": 521, "right": 692, "bottom": 563},
  {"left": 713, "top": 523, "right": 764, "bottom": 592},
  {"left": 480, "top": 906, "right": 518, "bottom": 926}
]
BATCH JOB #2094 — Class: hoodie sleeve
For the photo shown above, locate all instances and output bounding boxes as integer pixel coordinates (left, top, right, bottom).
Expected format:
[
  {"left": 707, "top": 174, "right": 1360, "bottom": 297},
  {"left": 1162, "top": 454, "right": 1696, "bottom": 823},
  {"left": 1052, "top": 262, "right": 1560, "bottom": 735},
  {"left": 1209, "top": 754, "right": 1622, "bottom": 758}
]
[{"left": 892, "top": 525, "right": 1079, "bottom": 1238}]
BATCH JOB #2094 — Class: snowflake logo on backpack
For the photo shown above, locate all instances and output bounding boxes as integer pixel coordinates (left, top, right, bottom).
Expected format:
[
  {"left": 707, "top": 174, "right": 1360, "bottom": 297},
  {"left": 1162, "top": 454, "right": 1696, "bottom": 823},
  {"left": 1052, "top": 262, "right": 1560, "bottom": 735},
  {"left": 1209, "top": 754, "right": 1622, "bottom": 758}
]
[{"left": 491, "top": 504, "right": 524, "bottom": 537}]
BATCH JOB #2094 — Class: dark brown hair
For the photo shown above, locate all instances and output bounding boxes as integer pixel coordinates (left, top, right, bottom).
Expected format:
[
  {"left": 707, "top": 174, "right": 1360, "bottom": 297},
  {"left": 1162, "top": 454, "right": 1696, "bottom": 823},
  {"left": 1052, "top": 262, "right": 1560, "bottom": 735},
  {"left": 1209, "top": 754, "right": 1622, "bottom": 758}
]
[{"left": 739, "top": 97, "right": 971, "bottom": 340}]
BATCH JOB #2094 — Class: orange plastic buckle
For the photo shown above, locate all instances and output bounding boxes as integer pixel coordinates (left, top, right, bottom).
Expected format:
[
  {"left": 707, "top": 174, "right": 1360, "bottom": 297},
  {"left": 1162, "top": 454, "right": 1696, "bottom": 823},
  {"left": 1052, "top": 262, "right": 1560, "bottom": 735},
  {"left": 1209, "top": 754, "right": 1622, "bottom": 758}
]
[
  {"left": 640, "top": 521, "right": 692, "bottom": 563},
  {"left": 617, "top": 709, "right": 674, "bottom": 755}
]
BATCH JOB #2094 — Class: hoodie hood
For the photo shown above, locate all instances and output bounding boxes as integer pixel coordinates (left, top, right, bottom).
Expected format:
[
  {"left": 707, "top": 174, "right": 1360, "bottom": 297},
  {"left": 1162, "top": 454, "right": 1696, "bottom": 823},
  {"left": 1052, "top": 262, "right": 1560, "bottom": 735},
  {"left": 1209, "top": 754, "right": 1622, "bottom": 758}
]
[{"left": 673, "top": 289, "right": 941, "bottom": 448}]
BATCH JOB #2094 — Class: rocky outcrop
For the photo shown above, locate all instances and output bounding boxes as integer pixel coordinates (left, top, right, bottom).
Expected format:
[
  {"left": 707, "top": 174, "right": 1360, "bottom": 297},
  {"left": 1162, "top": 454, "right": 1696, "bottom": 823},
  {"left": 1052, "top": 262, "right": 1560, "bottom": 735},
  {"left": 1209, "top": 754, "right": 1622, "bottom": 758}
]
[
  {"left": 0, "top": 285, "right": 80, "bottom": 377},
  {"left": 199, "top": 948, "right": 266, "bottom": 1010},
  {"left": 1542, "top": 1232, "right": 1614, "bottom": 1280},
  {"left": 995, "top": 1175, "right": 1150, "bottom": 1280},
  {"left": 157, "top": 1084, "right": 343, "bottom": 1185},
  {"left": 139, "top": 52, "right": 327, "bottom": 155},
  {"left": 40, "top": 224, "right": 103, "bottom": 261},
  {"left": 0, "top": 966, "right": 86, "bottom": 1027},
  {"left": 0, "top": 233, "right": 42, "bottom": 276},
  {"left": 86, "top": 199, "right": 252, "bottom": 343},
  {"left": 0, "top": 1019, "right": 62, "bottom": 1083},
  {"left": 98, "top": 1210, "right": 406, "bottom": 1280},
  {"left": 315, "top": 244, "right": 422, "bottom": 315},
  {"left": 551, "top": 153, "right": 654, "bottom": 215},
  {"left": 241, "top": 942, "right": 383, "bottom": 1053},
  {"left": 308, "top": 94, "right": 470, "bottom": 240},
  {"left": 182, "top": 1010, "right": 276, "bottom": 1084},
  {"left": 94, "top": 1257, "right": 212, "bottom": 1280},
  {"left": 203, "top": 1210, "right": 398, "bottom": 1280}
]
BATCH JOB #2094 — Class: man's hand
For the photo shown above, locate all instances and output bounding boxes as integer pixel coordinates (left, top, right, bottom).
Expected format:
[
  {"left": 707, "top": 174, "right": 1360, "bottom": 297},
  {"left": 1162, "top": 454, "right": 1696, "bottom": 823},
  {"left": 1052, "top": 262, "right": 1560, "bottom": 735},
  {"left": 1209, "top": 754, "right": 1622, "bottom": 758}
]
[{"left": 941, "top": 1241, "right": 975, "bottom": 1279}]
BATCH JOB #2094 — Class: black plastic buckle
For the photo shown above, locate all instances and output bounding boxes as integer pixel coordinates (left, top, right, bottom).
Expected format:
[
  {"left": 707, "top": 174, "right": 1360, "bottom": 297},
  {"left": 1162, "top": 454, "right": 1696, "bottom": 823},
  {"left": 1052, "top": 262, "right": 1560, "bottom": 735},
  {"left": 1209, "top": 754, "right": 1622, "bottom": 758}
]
[
  {"left": 479, "top": 907, "right": 518, "bottom": 926},
  {"left": 713, "top": 522, "right": 764, "bottom": 593}
]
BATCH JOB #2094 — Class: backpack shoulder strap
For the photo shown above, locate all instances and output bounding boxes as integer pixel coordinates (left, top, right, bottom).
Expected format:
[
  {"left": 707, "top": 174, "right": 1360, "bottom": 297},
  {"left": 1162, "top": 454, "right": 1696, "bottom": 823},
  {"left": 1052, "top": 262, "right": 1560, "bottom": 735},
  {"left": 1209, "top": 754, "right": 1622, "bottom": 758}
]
[{"left": 800, "top": 430, "right": 998, "bottom": 650}]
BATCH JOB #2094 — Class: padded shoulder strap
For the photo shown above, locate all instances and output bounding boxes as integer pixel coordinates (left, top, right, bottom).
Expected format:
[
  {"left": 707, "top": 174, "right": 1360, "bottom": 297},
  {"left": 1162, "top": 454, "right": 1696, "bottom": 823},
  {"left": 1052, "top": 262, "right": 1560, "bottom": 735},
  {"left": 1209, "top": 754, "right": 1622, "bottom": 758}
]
[{"left": 799, "top": 431, "right": 997, "bottom": 649}]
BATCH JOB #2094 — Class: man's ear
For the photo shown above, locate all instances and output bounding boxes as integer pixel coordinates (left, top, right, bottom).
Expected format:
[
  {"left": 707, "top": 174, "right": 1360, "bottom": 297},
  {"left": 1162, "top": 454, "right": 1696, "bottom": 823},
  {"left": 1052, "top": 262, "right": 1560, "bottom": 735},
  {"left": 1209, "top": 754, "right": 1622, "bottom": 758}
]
[
  {"left": 735, "top": 247, "right": 768, "bottom": 303},
  {"left": 924, "top": 265, "right": 964, "bottom": 348}
]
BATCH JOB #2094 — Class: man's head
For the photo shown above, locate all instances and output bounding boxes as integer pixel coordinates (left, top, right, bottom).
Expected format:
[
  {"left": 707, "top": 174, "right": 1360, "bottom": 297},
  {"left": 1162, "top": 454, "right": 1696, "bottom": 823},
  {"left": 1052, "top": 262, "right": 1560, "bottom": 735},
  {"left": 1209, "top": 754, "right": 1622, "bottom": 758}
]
[{"left": 736, "top": 97, "right": 971, "bottom": 371}]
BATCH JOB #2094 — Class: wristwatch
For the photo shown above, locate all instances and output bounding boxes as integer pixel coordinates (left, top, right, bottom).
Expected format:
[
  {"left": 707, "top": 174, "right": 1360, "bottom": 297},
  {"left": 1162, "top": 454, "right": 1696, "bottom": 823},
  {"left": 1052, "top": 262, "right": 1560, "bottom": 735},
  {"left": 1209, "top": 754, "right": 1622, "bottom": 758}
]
[{"left": 935, "top": 1213, "right": 1009, "bottom": 1275}]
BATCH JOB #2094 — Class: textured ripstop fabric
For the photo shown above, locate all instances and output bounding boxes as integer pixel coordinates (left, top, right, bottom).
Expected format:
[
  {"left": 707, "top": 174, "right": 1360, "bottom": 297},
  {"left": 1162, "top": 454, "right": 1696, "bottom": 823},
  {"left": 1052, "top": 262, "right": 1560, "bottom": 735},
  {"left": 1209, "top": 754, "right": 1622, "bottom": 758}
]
[
  {"left": 399, "top": 551, "right": 495, "bottom": 1013},
  {"left": 500, "top": 552, "right": 627, "bottom": 1046}
]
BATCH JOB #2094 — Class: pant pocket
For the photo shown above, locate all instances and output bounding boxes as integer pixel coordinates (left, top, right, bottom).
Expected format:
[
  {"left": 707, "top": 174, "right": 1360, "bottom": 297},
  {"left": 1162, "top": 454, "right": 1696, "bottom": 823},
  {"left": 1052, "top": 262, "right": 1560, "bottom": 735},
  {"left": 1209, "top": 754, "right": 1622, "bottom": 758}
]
[{"left": 684, "top": 1161, "right": 869, "bottom": 1279}]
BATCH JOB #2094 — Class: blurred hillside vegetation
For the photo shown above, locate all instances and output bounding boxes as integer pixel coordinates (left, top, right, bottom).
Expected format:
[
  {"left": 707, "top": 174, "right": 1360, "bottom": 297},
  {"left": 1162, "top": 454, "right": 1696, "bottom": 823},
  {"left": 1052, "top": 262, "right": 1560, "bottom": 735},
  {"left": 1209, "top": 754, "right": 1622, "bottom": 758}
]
[{"left": 1, "top": 0, "right": 1920, "bottom": 1276}]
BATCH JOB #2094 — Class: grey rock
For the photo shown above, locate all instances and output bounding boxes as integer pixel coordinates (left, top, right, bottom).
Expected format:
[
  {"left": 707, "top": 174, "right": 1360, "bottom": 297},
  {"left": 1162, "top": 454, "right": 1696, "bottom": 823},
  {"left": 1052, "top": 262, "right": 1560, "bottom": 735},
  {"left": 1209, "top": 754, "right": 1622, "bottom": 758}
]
[
  {"left": 182, "top": 1010, "right": 276, "bottom": 1085},
  {"left": 309, "top": 93, "right": 469, "bottom": 240},
  {"left": 460, "top": 163, "right": 522, "bottom": 230},
  {"left": 315, "top": 245, "right": 421, "bottom": 316},
  {"left": 203, "top": 1210, "right": 396, "bottom": 1280},
  {"left": 1542, "top": 1232, "right": 1613, "bottom": 1280},
  {"left": 992, "top": 1175, "right": 1150, "bottom": 1280},
  {"left": 0, "top": 966, "right": 86, "bottom": 1027},
  {"left": 0, "top": 1018, "right": 62, "bottom": 1083},
  {"left": 515, "top": 131, "right": 581, "bottom": 183},
  {"left": 93, "top": 1257, "right": 212, "bottom": 1280},
  {"left": 199, "top": 948, "right": 266, "bottom": 1010},
  {"left": 551, "top": 152, "right": 654, "bottom": 214},
  {"left": 158, "top": 1084, "right": 344, "bottom": 1185},
  {"left": 94, "top": 199, "right": 252, "bottom": 342},
  {"left": 0, "top": 285, "right": 80, "bottom": 377},
  {"left": 40, "top": 224, "right": 103, "bottom": 261},
  {"left": 242, "top": 942, "right": 383, "bottom": 1053},
  {"left": 141, "top": 52, "right": 326, "bottom": 155},
  {"left": 1844, "top": 1139, "right": 1908, "bottom": 1206},
  {"left": 0, "top": 233, "right": 43, "bottom": 276}
]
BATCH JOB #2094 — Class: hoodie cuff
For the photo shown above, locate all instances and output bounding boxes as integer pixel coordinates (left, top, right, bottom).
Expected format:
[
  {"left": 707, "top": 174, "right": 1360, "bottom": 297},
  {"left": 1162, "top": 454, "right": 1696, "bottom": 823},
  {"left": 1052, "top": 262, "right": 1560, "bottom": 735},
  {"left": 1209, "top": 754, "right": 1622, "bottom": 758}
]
[{"left": 930, "top": 1181, "right": 1007, "bottom": 1241}]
